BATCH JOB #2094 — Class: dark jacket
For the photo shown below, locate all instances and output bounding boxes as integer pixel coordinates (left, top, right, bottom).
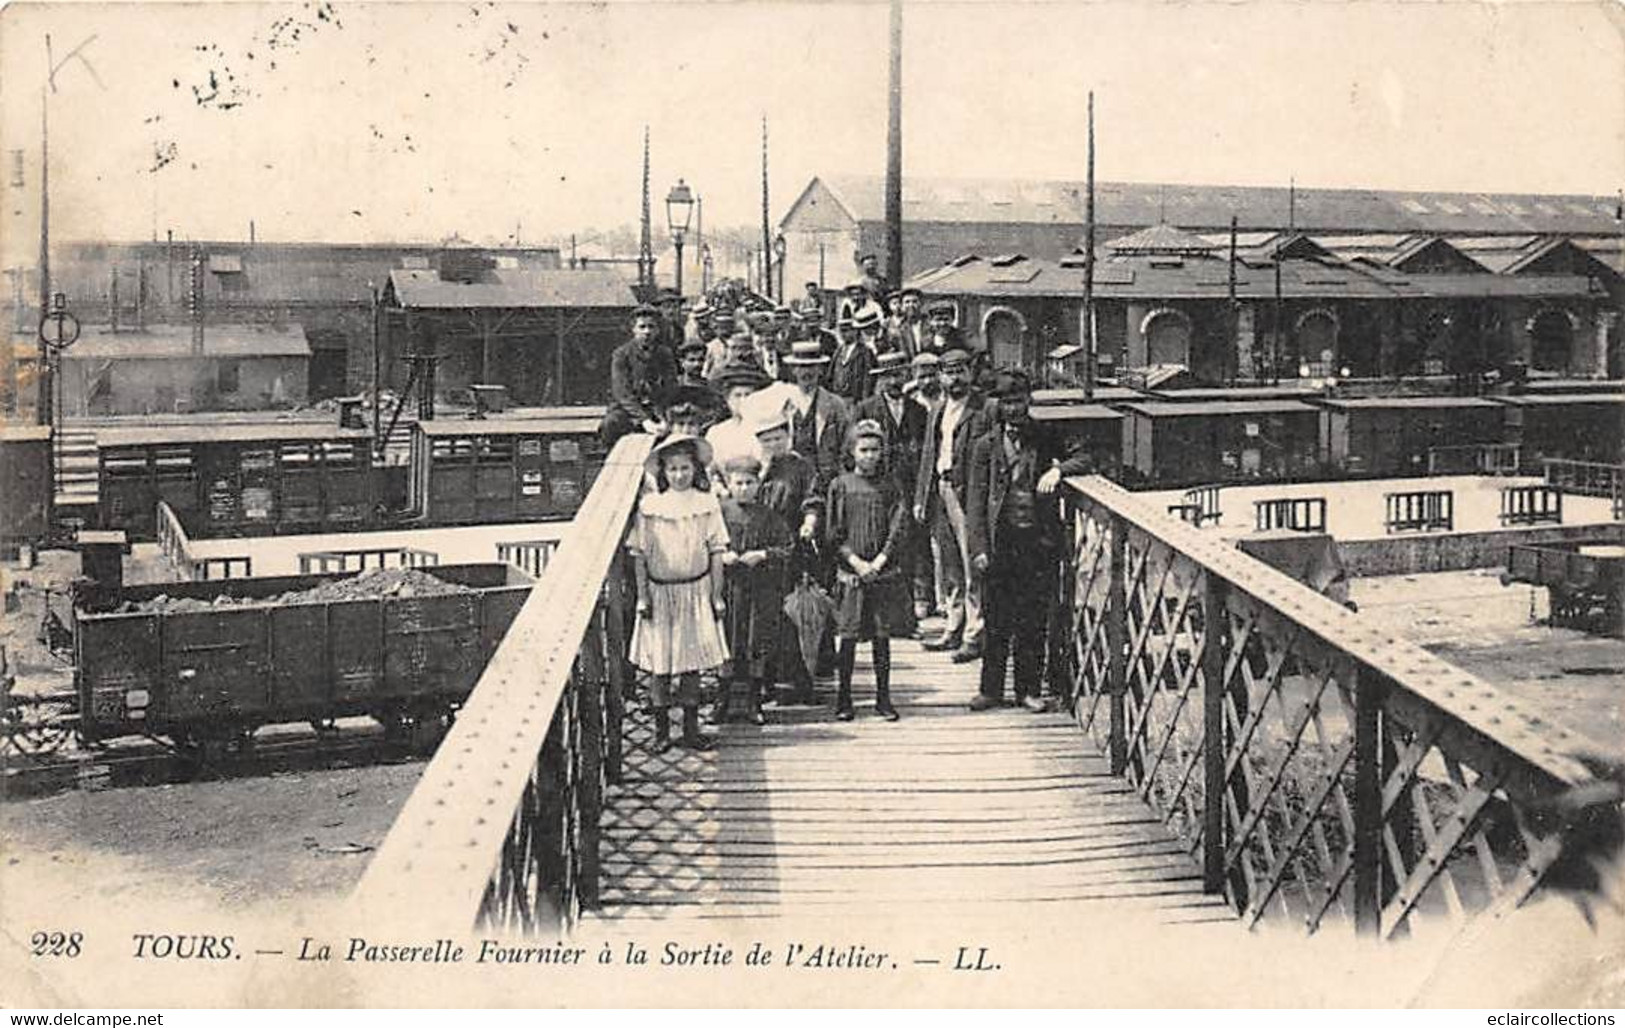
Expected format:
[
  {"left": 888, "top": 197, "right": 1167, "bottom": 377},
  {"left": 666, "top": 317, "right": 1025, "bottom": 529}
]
[
  {"left": 914, "top": 391, "right": 996, "bottom": 513},
  {"left": 966, "top": 420, "right": 1094, "bottom": 565},
  {"left": 608, "top": 339, "right": 676, "bottom": 425},
  {"left": 828, "top": 341, "right": 876, "bottom": 403},
  {"left": 854, "top": 391, "right": 928, "bottom": 499},
  {"left": 788, "top": 386, "right": 853, "bottom": 497}
]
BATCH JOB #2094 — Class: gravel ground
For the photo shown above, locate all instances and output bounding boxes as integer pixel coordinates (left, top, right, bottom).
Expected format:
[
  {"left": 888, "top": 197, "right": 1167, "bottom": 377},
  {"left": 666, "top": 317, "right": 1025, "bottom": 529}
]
[
  {"left": 1351, "top": 569, "right": 1625, "bottom": 750},
  {"left": 1, "top": 756, "right": 425, "bottom": 909}
]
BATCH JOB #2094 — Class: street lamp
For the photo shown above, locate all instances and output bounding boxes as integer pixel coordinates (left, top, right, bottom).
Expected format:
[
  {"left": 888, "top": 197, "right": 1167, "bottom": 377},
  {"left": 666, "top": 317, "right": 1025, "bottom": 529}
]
[
  {"left": 665, "top": 179, "right": 695, "bottom": 297},
  {"left": 772, "top": 232, "right": 788, "bottom": 304}
]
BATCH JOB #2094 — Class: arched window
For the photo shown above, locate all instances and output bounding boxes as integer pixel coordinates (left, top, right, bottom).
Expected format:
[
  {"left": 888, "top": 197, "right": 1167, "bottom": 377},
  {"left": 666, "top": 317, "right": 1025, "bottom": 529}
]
[
  {"left": 981, "top": 306, "right": 1030, "bottom": 369},
  {"left": 1294, "top": 308, "right": 1340, "bottom": 375},
  {"left": 1527, "top": 307, "right": 1578, "bottom": 373},
  {"left": 1140, "top": 307, "right": 1193, "bottom": 367}
]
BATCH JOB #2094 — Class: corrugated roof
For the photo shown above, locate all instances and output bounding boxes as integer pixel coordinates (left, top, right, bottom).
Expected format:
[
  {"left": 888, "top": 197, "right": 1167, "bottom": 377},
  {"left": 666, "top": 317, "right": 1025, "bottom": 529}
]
[
  {"left": 55, "top": 324, "right": 309, "bottom": 359},
  {"left": 1106, "top": 224, "right": 1217, "bottom": 254},
  {"left": 808, "top": 175, "right": 1624, "bottom": 236},
  {"left": 388, "top": 267, "right": 635, "bottom": 309}
]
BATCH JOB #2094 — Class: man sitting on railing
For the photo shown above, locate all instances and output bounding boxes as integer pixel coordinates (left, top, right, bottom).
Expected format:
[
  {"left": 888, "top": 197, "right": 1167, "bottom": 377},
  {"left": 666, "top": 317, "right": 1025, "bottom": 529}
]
[{"left": 966, "top": 368, "right": 1095, "bottom": 713}]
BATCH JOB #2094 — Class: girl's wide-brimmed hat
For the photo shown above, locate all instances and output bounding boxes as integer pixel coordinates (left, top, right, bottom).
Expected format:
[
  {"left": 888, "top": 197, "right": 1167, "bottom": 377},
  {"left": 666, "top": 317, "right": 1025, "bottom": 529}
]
[{"left": 644, "top": 432, "right": 714, "bottom": 480}]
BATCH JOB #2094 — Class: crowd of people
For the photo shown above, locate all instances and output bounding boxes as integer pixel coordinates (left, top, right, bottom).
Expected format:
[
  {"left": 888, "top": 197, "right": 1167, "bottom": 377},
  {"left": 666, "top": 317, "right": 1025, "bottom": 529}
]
[{"left": 601, "top": 272, "right": 1097, "bottom": 753}]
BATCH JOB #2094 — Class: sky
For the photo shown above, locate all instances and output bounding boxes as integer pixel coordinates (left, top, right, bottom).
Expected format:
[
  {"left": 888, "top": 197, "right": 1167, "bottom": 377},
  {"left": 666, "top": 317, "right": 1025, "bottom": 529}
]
[{"left": 1, "top": 0, "right": 1622, "bottom": 259}]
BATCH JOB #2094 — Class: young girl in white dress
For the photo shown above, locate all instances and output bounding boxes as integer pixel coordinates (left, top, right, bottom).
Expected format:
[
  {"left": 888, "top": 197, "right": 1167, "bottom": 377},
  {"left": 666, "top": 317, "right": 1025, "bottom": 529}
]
[{"left": 627, "top": 434, "right": 731, "bottom": 752}]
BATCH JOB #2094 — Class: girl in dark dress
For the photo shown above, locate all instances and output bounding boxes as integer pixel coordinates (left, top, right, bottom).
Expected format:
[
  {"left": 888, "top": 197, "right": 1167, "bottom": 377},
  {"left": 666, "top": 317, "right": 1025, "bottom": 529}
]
[
  {"left": 824, "top": 419, "right": 917, "bottom": 721},
  {"left": 714, "top": 454, "right": 794, "bottom": 725}
]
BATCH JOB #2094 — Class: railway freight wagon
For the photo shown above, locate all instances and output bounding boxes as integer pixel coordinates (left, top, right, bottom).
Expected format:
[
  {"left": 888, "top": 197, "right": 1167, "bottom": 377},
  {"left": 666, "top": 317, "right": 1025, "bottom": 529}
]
[
  {"left": 1496, "top": 393, "right": 1625, "bottom": 465},
  {"left": 97, "top": 423, "right": 376, "bottom": 540},
  {"left": 72, "top": 563, "right": 532, "bottom": 749},
  {"left": 0, "top": 425, "right": 51, "bottom": 553},
  {"left": 1120, "top": 400, "right": 1320, "bottom": 486},
  {"left": 1030, "top": 403, "right": 1125, "bottom": 474},
  {"left": 408, "top": 408, "right": 606, "bottom": 524},
  {"left": 1317, "top": 396, "right": 1506, "bottom": 477}
]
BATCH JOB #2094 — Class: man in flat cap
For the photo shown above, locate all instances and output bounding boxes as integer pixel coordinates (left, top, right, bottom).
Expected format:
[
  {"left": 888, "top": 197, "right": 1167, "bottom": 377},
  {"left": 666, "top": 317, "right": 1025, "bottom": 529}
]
[
  {"left": 600, "top": 304, "right": 677, "bottom": 445},
  {"left": 913, "top": 347, "right": 997, "bottom": 662},
  {"left": 966, "top": 368, "right": 1095, "bottom": 711},
  {"left": 888, "top": 287, "right": 927, "bottom": 357}
]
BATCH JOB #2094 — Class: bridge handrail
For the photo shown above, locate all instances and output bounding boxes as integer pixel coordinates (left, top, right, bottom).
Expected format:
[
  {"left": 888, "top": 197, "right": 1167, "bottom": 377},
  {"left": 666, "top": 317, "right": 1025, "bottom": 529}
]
[
  {"left": 155, "top": 501, "right": 253, "bottom": 580},
  {"left": 295, "top": 546, "right": 440, "bottom": 575},
  {"left": 1056, "top": 475, "right": 1612, "bottom": 938},
  {"left": 1542, "top": 458, "right": 1625, "bottom": 499},
  {"left": 350, "top": 433, "right": 651, "bottom": 933},
  {"left": 154, "top": 501, "right": 194, "bottom": 580}
]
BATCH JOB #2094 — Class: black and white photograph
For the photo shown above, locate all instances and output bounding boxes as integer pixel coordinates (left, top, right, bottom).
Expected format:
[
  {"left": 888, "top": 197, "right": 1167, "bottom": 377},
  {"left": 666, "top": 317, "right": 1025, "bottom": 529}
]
[{"left": 1, "top": 0, "right": 1622, "bottom": 1010}]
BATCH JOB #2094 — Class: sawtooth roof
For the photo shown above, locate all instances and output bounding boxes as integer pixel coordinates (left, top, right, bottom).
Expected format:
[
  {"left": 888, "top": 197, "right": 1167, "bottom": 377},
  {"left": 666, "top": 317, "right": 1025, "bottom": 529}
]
[{"left": 806, "top": 175, "right": 1624, "bottom": 236}]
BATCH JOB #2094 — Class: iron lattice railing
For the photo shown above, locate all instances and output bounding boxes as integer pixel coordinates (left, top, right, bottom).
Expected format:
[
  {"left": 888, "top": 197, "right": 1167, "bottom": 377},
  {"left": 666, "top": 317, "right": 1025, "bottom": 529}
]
[
  {"left": 350, "top": 434, "right": 649, "bottom": 933},
  {"left": 1056, "top": 475, "right": 1616, "bottom": 938}
]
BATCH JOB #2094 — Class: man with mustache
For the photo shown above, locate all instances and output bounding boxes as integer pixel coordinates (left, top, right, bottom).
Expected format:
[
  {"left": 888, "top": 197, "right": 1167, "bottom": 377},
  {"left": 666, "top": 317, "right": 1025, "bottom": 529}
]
[
  {"left": 966, "top": 368, "right": 1095, "bottom": 711},
  {"left": 912, "top": 348, "right": 996, "bottom": 662}
]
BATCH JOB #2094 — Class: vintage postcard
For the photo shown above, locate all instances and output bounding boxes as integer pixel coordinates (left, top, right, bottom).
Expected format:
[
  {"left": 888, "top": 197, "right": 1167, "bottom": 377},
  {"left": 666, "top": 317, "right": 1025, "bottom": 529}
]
[{"left": 1, "top": 0, "right": 1623, "bottom": 1010}]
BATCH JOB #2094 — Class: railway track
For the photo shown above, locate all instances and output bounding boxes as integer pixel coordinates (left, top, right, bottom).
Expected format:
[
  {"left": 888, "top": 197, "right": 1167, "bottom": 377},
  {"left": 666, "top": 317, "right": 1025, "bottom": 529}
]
[{"left": 1, "top": 718, "right": 434, "bottom": 799}]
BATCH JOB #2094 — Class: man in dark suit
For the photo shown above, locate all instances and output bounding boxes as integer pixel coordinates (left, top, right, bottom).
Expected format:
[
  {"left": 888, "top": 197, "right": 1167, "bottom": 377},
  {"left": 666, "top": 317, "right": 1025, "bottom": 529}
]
[
  {"left": 830, "top": 309, "right": 879, "bottom": 403},
  {"left": 857, "top": 351, "right": 932, "bottom": 620},
  {"left": 782, "top": 338, "right": 853, "bottom": 498},
  {"left": 966, "top": 368, "right": 1095, "bottom": 711},
  {"left": 913, "top": 348, "right": 996, "bottom": 662}
]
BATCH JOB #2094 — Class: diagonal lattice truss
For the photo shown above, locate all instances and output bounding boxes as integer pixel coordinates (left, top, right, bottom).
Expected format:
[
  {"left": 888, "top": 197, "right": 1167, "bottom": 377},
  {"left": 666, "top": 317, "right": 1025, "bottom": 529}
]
[{"left": 1056, "top": 479, "right": 1617, "bottom": 939}]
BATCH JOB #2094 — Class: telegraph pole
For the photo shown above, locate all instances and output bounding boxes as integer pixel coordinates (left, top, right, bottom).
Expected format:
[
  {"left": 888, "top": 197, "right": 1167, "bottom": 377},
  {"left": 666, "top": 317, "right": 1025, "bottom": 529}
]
[
  {"left": 883, "top": 0, "right": 904, "bottom": 290},
  {"left": 638, "top": 127, "right": 654, "bottom": 295},
  {"left": 761, "top": 116, "right": 773, "bottom": 302},
  {"left": 36, "top": 83, "right": 50, "bottom": 425},
  {"left": 1082, "top": 91, "right": 1096, "bottom": 400}
]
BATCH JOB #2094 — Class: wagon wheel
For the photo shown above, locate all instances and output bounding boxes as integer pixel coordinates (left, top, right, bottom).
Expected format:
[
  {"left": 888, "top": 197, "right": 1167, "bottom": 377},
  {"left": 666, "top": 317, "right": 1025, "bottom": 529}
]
[{"left": 1, "top": 696, "right": 75, "bottom": 759}]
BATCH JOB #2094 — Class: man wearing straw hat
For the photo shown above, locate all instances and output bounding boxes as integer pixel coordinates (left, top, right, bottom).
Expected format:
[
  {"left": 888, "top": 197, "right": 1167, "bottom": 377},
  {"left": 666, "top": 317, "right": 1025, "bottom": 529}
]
[
  {"left": 830, "top": 310, "right": 878, "bottom": 404},
  {"left": 781, "top": 337, "right": 852, "bottom": 498}
]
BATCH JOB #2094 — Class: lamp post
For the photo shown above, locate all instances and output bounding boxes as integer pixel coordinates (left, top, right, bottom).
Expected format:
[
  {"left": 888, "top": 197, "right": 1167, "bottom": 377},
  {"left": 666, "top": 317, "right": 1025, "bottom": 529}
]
[
  {"left": 772, "top": 233, "right": 787, "bottom": 305},
  {"left": 665, "top": 179, "right": 695, "bottom": 298}
]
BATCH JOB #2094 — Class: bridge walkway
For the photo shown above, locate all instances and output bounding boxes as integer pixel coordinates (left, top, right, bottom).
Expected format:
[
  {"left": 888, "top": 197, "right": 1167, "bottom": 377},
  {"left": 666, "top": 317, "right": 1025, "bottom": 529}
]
[{"left": 593, "top": 630, "right": 1233, "bottom": 924}]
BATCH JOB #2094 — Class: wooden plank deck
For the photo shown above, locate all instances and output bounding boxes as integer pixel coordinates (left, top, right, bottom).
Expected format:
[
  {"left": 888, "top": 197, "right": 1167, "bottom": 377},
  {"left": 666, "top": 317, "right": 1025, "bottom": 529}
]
[{"left": 593, "top": 629, "right": 1236, "bottom": 925}]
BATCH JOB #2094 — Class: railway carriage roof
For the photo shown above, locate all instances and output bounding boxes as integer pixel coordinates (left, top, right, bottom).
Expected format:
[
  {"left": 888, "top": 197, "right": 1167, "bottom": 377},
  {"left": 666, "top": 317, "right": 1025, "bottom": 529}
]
[
  {"left": 1316, "top": 396, "right": 1505, "bottom": 410},
  {"left": 97, "top": 423, "right": 371, "bottom": 446},
  {"left": 1122, "top": 400, "right": 1317, "bottom": 418}
]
